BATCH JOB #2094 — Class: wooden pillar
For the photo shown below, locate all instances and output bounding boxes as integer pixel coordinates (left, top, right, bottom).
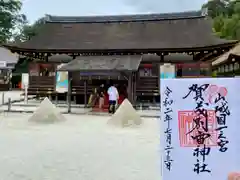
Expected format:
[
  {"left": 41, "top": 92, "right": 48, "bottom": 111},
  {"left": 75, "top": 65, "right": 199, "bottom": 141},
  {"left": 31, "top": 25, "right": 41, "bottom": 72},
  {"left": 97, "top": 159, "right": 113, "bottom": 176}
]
[
  {"left": 192, "top": 52, "right": 195, "bottom": 61},
  {"left": 158, "top": 63, "right": 161, "bottom": 95},
  {"left": 127, "top": 72, "right": 133, "bottom": 103},
  {"left": 133, "top": 72, "right": 137, "bottom": 104},
  {"left": 8, "top": 69, "right": 12, "bottom": 91},
  {"left": 84, "top": 80, "right": 87, "bottom": 107},
  {"left": 67, "top": 75, "right": 71, "bottom": 113},
  {"left": 158, "top": 55, "right": 164, "bottom": 95},
  {"left": 74, "top": 95, "right": 76, "bottom": 104},
  {"left": 159, "top": 55, "right": 164, "bottom": 98},
  {"left": 55, "top": 94, "right": 58, "bottom": 105}
]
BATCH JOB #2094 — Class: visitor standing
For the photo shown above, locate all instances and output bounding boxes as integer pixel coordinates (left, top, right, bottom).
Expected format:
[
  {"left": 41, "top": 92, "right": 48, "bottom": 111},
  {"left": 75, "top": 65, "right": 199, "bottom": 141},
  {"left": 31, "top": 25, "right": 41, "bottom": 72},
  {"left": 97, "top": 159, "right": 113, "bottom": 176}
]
[
  {"left": 107, "top": 84, "right": 119, "bottom": 114},
  {"left": 87, "top": 87, "right": 98, "bottom": 107},
  {"left": 98, "top": 84, "right": 105, "bottom": 109}
]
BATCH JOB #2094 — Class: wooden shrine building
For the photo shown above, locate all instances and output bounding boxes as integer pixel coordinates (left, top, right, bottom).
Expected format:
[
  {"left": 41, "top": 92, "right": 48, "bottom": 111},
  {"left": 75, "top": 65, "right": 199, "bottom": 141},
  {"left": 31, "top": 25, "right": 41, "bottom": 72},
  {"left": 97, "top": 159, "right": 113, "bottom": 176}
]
[
  {"left": 3, "top": 10, "right": 238, "bottom": 105},
  {"left": 212, "top": 43, "right": 240, "bottom": 77}
]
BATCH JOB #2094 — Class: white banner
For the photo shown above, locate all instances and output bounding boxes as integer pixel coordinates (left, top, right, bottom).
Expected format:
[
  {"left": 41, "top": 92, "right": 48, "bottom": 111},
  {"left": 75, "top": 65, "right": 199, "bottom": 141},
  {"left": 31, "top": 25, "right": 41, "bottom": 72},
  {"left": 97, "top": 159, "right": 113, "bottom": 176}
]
[
  {"left": 161, "top": 78, "right": 240, "bottom": 180},
  {"left": 160, "top": 63, "right": 176, "bottom": 79},
  {"left": 21, "top": 73, "right": 29, "bottom": 89}
]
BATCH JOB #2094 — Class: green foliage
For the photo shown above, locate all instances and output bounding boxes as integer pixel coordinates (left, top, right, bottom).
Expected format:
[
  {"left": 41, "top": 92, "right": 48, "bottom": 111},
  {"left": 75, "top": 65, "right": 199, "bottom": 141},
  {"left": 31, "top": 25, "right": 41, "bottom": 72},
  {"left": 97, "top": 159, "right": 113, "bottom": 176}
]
[
  {"left": 0, "top": 0, "right": 26, "bottom": 43},
  {"left": 203, "top": 0, "right": 240, "bottom": 40},
  {"left": 202, "top": 0, "right": 229, "bottom": 18},
  {"left": 213, "top": 15, "right": 225, "bottom": 34},
  {"left": 222, "top": 14, "right": 240, "bottom": 39},
  {"left": 0, "top": 0, "right": 44, "bottom": 43},
  {"left": 14, "top": 17, "right": 45, "bottom": 42}
]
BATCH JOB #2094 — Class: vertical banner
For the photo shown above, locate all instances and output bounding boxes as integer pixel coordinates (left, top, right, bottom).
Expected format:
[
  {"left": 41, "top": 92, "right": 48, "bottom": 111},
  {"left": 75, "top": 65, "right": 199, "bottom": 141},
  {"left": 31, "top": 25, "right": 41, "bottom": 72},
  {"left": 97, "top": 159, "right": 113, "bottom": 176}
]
[
  {"left": 56, "top": 66, "right": 68, "bottom": 93},
  {"left": 21, "top": 73, "right": 29, "bottom": 89},
  {"left": 21, "top": 73, "right": 29, "bottom": 104},
  {"left": 161, "top": 78, "right": 239, "bottom": 180},
  {"left": 160, "top": 63, "right": 176, "bottom": 79}
]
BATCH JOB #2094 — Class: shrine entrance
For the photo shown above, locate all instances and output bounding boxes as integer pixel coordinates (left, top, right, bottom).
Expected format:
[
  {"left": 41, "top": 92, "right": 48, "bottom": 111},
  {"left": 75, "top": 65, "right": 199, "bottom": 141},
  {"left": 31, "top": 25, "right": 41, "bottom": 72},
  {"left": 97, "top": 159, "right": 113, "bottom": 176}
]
[
  {"left": 89, "top": 79, "right": 128, "bottom": 112},
  {"left": 58, "top": 55, "right": 142, "bottom": 112}
]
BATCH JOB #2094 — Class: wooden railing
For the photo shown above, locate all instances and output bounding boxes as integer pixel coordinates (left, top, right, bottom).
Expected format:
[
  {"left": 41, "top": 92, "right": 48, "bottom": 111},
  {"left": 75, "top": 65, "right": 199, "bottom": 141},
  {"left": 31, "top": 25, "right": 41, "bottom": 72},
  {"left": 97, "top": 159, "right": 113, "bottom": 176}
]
[
  {"left": 27, "top": 75, "right": 160, "bottom": 98},
  {"left": 136, "top": 77, "right": 159, "bottom": 96},
  {"left": 0, "top": 84, "right": 9, "bottom": 91},
  {"left": 28, "top": 76, "right": 55, "bottom": 95}
]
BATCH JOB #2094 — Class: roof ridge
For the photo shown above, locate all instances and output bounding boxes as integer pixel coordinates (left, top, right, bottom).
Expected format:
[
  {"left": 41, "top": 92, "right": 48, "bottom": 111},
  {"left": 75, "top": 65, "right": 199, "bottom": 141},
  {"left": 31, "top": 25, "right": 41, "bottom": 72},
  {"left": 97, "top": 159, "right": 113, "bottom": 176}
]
[{"left": 45, "top": 10, "right": 204, "bottom": 23}]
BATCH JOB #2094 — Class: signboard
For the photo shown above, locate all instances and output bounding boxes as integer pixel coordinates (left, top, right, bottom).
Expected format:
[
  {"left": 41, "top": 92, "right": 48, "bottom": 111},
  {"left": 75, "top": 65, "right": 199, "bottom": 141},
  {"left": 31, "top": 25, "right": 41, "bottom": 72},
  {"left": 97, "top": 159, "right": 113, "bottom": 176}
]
[
  {"left": 21, "top": 73, "right": 29, "bottom": 89},
  {"left": 21, "top": 73, "right": 29, "bottom": 103},
  {"left": 160, "top": 63, "right": 175, "bottom": 79},
  {"left": 161, "top": 78, "right": 239, "bottom": 180},
  {"left": 56, "top": 70, "right": 68, "bottom": 93}
]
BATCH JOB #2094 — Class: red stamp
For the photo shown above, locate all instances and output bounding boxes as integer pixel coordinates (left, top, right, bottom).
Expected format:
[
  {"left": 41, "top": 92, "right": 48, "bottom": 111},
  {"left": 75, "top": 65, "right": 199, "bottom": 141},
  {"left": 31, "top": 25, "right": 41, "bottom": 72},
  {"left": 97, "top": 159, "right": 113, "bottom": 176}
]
[
  {"left": 205, "top": 85, "right": 228, "bottom": 104},
  {"left": 178, "top": 110, "right": 218, "bottom": 147},
  {"left": 228, "top": 172, "right": 240, "bottom": 180}
]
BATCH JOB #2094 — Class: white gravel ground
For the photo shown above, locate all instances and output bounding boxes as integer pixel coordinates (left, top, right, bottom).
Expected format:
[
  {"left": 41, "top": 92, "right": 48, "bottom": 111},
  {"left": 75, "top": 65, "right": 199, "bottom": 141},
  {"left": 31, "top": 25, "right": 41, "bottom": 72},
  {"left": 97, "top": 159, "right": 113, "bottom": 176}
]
[
  {"left": 0, "top": 91, "right": 24, "bottom": 104},
  {"left": 0, "top": 113, "right": 161, "bottom": 180},
  {"left": 0, "top": 97, "right": 160, "bottom": 117}
]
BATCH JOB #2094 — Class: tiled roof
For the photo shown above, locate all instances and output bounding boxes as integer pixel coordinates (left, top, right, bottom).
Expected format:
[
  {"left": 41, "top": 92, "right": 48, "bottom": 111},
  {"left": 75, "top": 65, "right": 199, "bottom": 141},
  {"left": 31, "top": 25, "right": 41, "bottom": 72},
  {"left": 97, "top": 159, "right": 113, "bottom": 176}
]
[
  {"left": 0, "top": 47, "right": 18, "bottom": 64},
  {"left": 48, "top": 54, "right": 73, "bottom": 62},
  {"left": 59, "top": 55, "right": 142, "bottom": 71},
  {"left": 46, "top": 11, "right": 203, "bottom": 23},
  {"left": 4, "top": 11, "right": 237, "bottom": 52},
  {"left": 212, "top": 43, "right": 240, "bottom": 66}
]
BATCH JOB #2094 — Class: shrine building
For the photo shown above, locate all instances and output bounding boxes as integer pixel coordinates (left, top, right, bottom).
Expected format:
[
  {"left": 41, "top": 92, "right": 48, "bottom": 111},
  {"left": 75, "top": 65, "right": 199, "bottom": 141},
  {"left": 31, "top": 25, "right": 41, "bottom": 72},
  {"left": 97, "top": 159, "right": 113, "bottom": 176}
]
[{"left": 4, "top": 10, "right": 238, "bottom": 106}]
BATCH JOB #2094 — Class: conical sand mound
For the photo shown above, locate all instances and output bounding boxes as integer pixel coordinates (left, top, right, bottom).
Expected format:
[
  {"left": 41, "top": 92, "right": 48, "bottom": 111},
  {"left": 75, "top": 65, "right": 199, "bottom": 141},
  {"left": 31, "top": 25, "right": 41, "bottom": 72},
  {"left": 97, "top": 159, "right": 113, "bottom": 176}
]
[
  {"left": 108, "top": 99, "right": 142, "bottom": 127},
  {"left": 28, "top": 97, "right": 66, "bottom": 124}
]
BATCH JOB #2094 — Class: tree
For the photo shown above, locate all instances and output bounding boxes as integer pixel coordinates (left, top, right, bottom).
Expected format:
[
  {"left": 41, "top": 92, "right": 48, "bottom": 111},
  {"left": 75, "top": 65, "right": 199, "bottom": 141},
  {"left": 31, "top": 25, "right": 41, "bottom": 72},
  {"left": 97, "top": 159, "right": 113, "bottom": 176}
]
[
  {"left": 202, "top": 0, "right": 229, "bottom": 18},
  {"left": 0, "top": 0, "right": 26, "bottom": 43},
  {"left": 203, "top": 0, "right": 240, "bottom": 40},
  {"left": 221, "top": 14, "right": 240, "bottom": 39},
  {"left": 14, "top": 17, "right": 45, "bottom": 42}
]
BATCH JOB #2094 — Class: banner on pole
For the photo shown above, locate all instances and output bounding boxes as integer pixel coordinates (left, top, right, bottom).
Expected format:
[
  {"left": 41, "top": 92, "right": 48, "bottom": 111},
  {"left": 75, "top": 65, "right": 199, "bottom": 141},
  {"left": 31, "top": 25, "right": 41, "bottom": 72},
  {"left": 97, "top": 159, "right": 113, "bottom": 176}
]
[
  {"left": 160, "top": 63, "right": 176, "bottom": 79},
  {"left": 21, "top": 73, "right": 29, "bottom": 89},
  {"left": 160, "top": 78, "right": 240, "bottom": 180},
  {"left": 56, "top": 69, "right": 68, "bottom": 93}
]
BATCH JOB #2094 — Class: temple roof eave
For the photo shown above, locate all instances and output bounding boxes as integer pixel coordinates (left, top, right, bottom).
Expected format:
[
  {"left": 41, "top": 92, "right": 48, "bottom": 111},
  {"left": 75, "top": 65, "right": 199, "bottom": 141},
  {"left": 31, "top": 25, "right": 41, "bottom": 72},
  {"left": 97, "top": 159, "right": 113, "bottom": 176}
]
[
  {"left": 212, "top": 42, "right": 240, "bottom": 66},
  {"left": 3, "top": 41, "right": 238, "bottom": 55}
]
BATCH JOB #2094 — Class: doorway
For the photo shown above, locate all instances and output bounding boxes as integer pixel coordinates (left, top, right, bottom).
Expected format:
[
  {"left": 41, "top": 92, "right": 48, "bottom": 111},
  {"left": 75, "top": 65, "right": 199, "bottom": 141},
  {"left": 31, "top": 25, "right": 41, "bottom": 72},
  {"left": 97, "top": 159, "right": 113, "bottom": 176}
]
[
  {"left": 91, "top": 80, "right": 127, "bottom": 95},
  {"left": 90, "top": 79, "right": 128, "bottom": 110}
]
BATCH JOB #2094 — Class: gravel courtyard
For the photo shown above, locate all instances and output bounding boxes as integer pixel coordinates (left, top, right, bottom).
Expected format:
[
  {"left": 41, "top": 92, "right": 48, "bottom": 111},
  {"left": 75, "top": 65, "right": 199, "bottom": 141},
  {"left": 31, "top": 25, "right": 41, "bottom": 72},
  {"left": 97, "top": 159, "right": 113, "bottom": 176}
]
[{"left": 0, "top": 113, "right": 160, "bottom": 180}]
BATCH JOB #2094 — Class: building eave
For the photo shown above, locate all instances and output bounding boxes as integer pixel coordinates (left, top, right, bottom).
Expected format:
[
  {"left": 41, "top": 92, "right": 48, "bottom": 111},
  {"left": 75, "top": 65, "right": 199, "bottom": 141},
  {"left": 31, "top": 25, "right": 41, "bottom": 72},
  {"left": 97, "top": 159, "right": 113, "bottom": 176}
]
[
  {"left": 212, "top": 42, "right": 240, "bottom": 66},
  {"left": 45, "top": 10, "right": 204, "bottom": 23},
  {"left": 3, "top": 41, "right": 237, "bottom": 55}
]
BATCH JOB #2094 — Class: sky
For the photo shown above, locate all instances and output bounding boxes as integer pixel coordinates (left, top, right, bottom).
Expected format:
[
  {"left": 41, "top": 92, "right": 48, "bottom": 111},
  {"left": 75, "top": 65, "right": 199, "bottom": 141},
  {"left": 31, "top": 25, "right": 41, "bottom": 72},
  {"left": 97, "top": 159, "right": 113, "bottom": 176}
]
[{"left": 21, "top": 0, "right": 208, "bottom": 24}]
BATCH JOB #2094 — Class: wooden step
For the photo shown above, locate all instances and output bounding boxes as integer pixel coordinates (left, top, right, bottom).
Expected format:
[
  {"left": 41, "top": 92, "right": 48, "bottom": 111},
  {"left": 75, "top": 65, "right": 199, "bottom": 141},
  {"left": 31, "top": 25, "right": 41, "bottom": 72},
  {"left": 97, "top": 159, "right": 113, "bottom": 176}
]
[{"left": 136, "top": 87, "right": 158, "bottom": 91}]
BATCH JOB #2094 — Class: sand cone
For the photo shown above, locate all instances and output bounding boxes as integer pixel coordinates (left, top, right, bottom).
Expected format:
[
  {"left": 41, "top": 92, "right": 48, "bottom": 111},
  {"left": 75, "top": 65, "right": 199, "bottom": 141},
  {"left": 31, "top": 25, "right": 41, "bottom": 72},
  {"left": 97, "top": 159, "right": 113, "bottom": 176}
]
[
  {"left": 28, "top": 97, "right": 66, "bottom": 124},
  {"left": 108, "top": 99, "right": 142, "bottom": 127}
]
